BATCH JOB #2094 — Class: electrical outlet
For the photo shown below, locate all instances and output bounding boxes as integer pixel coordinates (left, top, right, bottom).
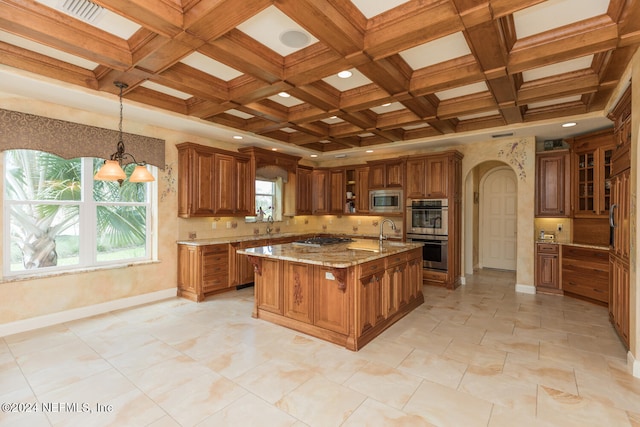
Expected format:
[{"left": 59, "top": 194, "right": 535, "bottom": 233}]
[
  {"left": 188, "top": 232, "right": 197, "bottom": 240},
  {"left": 557, "top": 224, "right": 563, "bottom": 232},
  {"left": 211, "top": 222, "right": 216, "bottom": 229},
  {"left": 226, "top": 221, "right": 231, "bottom": 229}
]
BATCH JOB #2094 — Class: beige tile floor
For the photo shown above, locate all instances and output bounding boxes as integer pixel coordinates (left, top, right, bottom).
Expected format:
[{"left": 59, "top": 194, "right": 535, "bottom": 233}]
[{"left": 1, "top": 270, "right": 639, "bottom": 426}]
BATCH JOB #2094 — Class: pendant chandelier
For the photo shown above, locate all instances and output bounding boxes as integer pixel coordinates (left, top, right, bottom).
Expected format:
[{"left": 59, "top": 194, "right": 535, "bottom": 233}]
[{"left": 94, "top": 81, "right": 155, "bottom": 184}]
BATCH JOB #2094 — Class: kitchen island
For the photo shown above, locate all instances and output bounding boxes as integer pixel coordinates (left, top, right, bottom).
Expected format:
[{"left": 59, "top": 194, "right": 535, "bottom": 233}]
[{"left": 238, "top": 238, "right": 424, "bottom": 351}]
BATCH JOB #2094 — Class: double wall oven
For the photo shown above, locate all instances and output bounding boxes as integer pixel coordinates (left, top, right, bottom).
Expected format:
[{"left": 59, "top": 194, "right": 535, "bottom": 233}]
[{"left": 406, "top": 199, "right": 449, "bottom": 271}]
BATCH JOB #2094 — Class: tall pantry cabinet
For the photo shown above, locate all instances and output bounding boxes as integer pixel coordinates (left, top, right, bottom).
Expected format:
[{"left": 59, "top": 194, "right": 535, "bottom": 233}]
[{"left": 607, "top": 84, "right": 631, "bottom": 349}]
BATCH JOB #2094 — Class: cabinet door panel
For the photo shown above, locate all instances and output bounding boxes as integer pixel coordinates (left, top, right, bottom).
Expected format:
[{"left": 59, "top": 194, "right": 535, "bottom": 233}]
[
  {"left": 313, "top": 267, "right": 349, "bottom": 334},
  {"left": 284, "top": 262, "right": 313, "bottom": 323},
  {"left": 312, "top": 169, "right": 329, "bottom": 214},
  {"left": 214, "top": 153, "right": 235, "bottom": 214},
  {"left": 425, "top": 156, "right": 447, "bottom": 198},
  {"left": 194, "top": 151, "right": 215, "bottom": 215},
  {"left": 406, "top": 159, "right": 425, "bottom": 199},
  {"left": 256, "top": 258, "right": 283, "bottom": 314},
  {"left": 536, "top": 152, "right": 569, "bottom": 217}
]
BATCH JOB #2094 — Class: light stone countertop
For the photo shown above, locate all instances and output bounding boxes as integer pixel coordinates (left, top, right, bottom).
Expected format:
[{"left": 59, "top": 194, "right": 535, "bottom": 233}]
[
  {"left": 536, "top": 239, "right": 608, "bottom": 250},
  {"left": 177, "top": 233, "right": 395, "bottom": 246},
  {"left": 237, "top": 239, "right": 423, "bottom": 268}
]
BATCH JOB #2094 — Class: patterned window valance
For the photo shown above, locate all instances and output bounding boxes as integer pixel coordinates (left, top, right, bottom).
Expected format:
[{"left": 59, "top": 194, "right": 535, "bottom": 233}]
[{"left": 0, "top": 109, "right": 165, "bottom": 169}]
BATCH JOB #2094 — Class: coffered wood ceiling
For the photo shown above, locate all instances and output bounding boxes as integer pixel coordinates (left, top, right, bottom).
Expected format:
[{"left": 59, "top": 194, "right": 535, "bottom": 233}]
[{"left": 0, "top": 0, "right": 638, "bottom": 153}]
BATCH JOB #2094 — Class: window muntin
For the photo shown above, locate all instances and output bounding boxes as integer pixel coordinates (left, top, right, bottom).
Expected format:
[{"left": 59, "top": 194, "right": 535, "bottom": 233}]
[{"left": 4, "top": 149, "right": 153, "bottom": 276}]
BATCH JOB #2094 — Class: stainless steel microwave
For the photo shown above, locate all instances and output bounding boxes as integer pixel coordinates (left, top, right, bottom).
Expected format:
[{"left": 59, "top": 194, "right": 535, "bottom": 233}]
[{"left": 369, "top": 189, "right": 403, "bottom": 213}]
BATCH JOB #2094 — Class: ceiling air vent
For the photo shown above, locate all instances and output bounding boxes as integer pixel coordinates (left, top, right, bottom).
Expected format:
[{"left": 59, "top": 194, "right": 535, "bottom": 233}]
[
  {"left": 59, "top": 0, "right": 104, "bottom": 23},
  {"left": 491, "top": 132, "right": 514, "bottom": 138}
]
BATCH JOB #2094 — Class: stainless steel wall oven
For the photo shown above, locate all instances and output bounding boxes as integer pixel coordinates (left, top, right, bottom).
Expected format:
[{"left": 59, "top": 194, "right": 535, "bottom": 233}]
[{"left": 406, "top": 199, "right": 449, "bottom": 271}]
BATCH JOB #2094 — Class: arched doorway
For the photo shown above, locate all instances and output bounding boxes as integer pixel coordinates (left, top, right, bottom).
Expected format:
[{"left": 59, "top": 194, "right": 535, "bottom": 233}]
[{"left": 479, "top": 166, "right": 518, "bottom": 271}]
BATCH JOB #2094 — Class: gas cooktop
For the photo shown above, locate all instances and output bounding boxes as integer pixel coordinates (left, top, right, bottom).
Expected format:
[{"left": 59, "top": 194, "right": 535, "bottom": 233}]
[{"left": 292, "top": 237, "right": 354, "bottom": 247}]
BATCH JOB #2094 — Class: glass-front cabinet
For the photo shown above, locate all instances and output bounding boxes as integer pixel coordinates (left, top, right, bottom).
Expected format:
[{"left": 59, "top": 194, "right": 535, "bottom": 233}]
[{"left": 569, "top": 129, "right": 615, "bottom": 218}]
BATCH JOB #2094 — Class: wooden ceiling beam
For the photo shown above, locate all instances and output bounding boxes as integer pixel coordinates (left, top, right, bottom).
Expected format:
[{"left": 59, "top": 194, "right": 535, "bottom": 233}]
[
  {"left": 0, "top": 42, "right": 99, "bottom": 89},
  {"left": 438, "top": 92, "right": 499, "bottom": 119},
  {"left": 410, "top": 55, "right": 486, "bottom": 96},
  {"left": 185, "top": 0, "right": 272, "bottom": 41},
  {"left": 200, "top": 30, "right": 283, "bottom": 83},
  {"left": 94, "top": 0, "right": 184, "bottom": 38},
  {"left": 0, "top": 0, "right": 131, "bottom": 69},
  {"left": 364, "top": 1, "right": 463, "bottom": 60},
  {"left": 508, "top": 16, "right": 619, "bottom": 74},
  {"left": 276, "top": 0, "right": 365, "bottom": 57},
  {"left": 357, "top": 55, "right": 411, "bottom": 96},
  {"left": 518, "top": 70, "right": 600, "bottom": 104}
]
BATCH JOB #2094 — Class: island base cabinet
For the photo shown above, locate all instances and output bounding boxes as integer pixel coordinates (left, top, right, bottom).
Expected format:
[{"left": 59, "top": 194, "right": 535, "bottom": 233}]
[{"left": 251, "top": 251, "right": 423, "bottom": 351}]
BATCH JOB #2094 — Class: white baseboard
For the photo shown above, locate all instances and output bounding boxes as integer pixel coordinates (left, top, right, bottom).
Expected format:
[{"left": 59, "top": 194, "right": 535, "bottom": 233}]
[
  {"left": 0, "top": 288, "right": 176, "bottom": 337},
  {"left": 515, "top": 283, "right": 536, "bottom": 294},
  {"left": 629, "top": 351, "right": 640, "bottom": 379}
]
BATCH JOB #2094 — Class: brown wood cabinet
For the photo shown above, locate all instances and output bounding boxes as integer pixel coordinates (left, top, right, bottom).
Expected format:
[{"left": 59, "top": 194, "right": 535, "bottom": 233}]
[
  {"left": 177, "top": 142, "right": 254, "bottom": 218},
  {"left": 312, "top": 169, "right": 329, "bottom": 214},
  {"left": 535, "top": 243, "right": 560, "bottom": 294},
  {"left": 250, "top": 246, "right": 423, "bottom": 351},
  {"left": 177, "top": 243, "right": 230, "bottom": 302},
  {"left": 368, "top": 159, "right": 404, "bottom": 189},
  {"left": 355, "top": 166, "right": 370, "bottom": 213},
  {"left": 567, "top": 129, "right": 615, "bottom": 218},
  {"left": 535, "top": 151, "right": 570, "bottom": 217},
  {"left": 296, "top": 166, "right": 313, "bottom": 215},
  {"left": 406, "top": 153, "right": 450, "bottom": 199},
  {"left": 329, "top": 168, "right": 345, "bottom": 214},
  {"left": 561, "top": 245, "right": 609, "bottom": 304},
  {"left": 607, "top": 83, "right": 631, "bottom": 348}
]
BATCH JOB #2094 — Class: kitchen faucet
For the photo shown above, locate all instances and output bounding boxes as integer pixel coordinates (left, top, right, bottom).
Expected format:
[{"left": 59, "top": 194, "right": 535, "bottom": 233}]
[
  {"left": 265, "top": 215, "right": 274, "bottom": 235},
  {"left": 379, "top": 218, "right": 397, "bottom": 243}
]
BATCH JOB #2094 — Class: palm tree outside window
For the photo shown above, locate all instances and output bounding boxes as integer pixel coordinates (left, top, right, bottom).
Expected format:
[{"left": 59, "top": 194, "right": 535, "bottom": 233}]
[{"left": 3, "top": 149, "right": 153, "bottom": 276}]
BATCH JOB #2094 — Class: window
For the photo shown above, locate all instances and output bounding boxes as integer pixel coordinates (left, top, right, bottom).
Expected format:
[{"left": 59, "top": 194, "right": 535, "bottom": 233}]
[
  {"left": 3, "top": 150, "right": 154, "bottom": 276},
  {"left": 251, "top": 178, "right": 282, "bottom": 222}
]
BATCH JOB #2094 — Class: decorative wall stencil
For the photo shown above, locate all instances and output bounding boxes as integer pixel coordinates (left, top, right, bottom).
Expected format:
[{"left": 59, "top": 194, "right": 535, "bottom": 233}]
[
  {"left": 160, "top": 163, "right": 176, "bottom": 201},
  {"left": 498, "top": 139, "right": 528, "bottom": 181}
]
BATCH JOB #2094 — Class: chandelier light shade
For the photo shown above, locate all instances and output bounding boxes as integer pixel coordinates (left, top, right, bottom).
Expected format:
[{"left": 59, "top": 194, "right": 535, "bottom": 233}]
[{"left": 94, "top": 81, "right": 155, "bottom": 184}]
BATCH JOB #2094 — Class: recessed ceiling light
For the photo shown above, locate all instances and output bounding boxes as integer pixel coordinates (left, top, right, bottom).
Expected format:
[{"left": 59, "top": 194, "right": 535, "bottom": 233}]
[
  {"left": 278, "top": 92, "right": 290, "bottom": 98},
  {"left": 271, "top": 148, "right": 278, "bottom": 151},
  {"left": 310, "top": 154, "right": 318, "bottom": 158},
  {"left": 366, "top": 150, "right": 374, "bottom": 153},
  {"left": 337, "top": 70, "right": 352, "bottom": 79},
  {"left": 562, "top": 122, "right": 577, "bottom": 128},
  {"left": 381, "top": 103, "right": 391, "bottom": 107},
  {"left": 329, "top": 116, "right": 337, "bottom": 119},
  {"left": 279, "top": 30, "right": 311, "bottom": 48},
  {"left": 233, "top": 135, "right": 243, "bottom": 140}
]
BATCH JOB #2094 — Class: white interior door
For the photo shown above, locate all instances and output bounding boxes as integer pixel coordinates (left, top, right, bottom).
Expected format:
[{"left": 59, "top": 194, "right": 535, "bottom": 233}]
[{"left": 480, "top": 167, "right": 517, "bottom": 271}]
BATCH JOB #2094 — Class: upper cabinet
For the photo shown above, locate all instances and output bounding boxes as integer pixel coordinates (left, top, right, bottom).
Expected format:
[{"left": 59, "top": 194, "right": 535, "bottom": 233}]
[
  {"left": 406, "top": 155, "right": 449, "bottom": 199},
  {"left": 567, "top": 129, "right": 615, "bottom": 218},
  {"left": 535, "top": 150, "right": 570, "bottom": 217},
  {"left": 312, "top": 169, "right": 330, "bottom": 214},
  {"left": 177, "top": 142, "right": 254, "bottom": 218},
  {"left": 368, "top": 159, "right": 404, "bottom": 189},
  {"left": 405, "top": 152, "right": 459, "bottom": 200},
  {"left": 295, "top": 166, "right": 313, "bottom": 215}
]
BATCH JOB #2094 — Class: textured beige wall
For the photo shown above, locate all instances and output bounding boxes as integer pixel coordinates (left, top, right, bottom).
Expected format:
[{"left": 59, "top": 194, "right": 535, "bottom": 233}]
[{"left": 457, "top": 137, "right": 536, "bottom": 288}]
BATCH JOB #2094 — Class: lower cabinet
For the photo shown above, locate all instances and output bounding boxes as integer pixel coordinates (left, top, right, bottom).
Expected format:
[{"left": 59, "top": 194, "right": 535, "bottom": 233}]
[
  {"left": 561, "top": 245, "right": 609, "bottom": 304},
  {"left": 610, "top": 253, "right": 630, "bottom": 348},
  {"left": 357, "top": 259, "right": 386, "bottom": 335},
  {"left": 283, "top": 262, "right": 313, "bottom": 324},
  {"left": 177, "top": 243, "right": 230, "bottom": 302},
  {"left": 535, "top": 243, "right": 560, "bottom": 294},
  {"left": 255, "top": 257, "right": 282, "bottom": 314}
]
